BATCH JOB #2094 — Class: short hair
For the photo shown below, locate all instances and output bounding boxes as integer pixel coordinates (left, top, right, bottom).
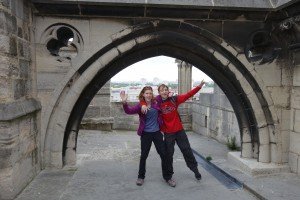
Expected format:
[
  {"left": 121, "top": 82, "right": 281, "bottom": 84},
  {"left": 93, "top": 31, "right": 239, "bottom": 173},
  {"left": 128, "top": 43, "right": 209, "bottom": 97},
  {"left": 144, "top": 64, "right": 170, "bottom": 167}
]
[{"left": 158, "top": 84, "right": 169, "bottom": 92}]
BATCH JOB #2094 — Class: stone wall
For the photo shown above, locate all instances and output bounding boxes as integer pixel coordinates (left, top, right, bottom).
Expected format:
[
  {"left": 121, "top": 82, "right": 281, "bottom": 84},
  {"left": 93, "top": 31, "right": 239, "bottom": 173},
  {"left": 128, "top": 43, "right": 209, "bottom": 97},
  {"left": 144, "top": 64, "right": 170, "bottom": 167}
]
[
  {"left": 290, "top": 50, "right": 300, "bottom": 174},
  {"left": 0, "top": 1, "right": 41, "bottom": 199},
  {"left": 81, "top": 81, "right": 114, "bottom": 131},
  {"left": 192, "top": 85, "right": 240, "bottom": 147},
  {"left": 111, "top": 101, "right": 140, "bottom": 131}
]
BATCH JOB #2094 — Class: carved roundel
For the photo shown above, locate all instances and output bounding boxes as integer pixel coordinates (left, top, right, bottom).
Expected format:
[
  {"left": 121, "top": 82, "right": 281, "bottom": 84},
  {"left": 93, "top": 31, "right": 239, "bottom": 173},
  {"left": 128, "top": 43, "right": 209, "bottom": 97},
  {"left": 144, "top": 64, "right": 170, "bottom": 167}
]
[{"left": 41, "top": 23, "right": 84, "bottom": 59}]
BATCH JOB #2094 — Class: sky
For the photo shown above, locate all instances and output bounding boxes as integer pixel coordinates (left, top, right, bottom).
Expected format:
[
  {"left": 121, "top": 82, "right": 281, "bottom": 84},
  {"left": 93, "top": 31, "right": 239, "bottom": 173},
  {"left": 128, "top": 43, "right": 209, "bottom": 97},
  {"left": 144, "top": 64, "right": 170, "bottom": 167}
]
[{"left": 111, "top": 56, "right": 213, "bottom": 83}]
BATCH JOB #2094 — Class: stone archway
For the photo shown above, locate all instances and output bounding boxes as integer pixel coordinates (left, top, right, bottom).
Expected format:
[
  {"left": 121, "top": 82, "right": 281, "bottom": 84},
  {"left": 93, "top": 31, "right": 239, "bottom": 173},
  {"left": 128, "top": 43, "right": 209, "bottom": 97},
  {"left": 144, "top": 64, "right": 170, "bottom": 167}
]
[{"left": 42, "top": 20, "right": 277, "bottom": 168}]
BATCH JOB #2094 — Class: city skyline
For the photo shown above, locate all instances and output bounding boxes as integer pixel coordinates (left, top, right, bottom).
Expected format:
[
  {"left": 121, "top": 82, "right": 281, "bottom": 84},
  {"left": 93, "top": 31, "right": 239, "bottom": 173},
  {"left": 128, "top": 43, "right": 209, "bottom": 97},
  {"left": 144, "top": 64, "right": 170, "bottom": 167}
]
[{"left": 111, "top": 56, "right": 213, "bottom": 83}]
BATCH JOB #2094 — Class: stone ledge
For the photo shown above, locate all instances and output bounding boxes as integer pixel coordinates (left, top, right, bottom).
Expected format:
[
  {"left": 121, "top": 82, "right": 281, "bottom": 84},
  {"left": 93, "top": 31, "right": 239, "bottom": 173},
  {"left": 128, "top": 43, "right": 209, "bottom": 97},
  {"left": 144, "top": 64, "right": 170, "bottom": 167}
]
[
  {"left": 80, "top": 117, "right": 114, "bottom": 131},
  {"left": 0, "top": 98, "right": 41, "bottom": 121},
  {"left": 81, "top": 117, "right": 114, "bottom": 124},
  {"left": 228, "top": 151, "right": 290, "bottom": 176}
]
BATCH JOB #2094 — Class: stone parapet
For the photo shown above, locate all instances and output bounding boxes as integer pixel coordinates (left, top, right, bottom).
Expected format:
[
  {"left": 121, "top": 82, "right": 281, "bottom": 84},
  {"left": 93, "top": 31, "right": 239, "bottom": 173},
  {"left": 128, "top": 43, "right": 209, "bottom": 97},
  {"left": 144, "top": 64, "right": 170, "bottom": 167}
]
[{"left": 80, "top": 117, "right": 114, "bottom": 131}]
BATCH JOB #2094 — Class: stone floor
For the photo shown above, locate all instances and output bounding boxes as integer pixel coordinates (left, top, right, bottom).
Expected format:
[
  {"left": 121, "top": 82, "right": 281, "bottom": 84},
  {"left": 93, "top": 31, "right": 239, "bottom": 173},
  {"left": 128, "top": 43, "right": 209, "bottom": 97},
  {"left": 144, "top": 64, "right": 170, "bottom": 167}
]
[{"left": 15, "top": 130, "right": 300, "bottom": 200}]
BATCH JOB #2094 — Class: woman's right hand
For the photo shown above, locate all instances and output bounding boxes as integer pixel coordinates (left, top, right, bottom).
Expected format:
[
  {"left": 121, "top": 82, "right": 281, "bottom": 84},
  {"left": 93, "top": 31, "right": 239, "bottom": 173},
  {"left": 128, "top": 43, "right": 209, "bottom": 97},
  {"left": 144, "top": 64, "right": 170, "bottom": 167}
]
[
  {"left": 120, "top": 90, "right": 128, "bottom": 103},
  {"left": 141, "top": 105, "right": 149, "bottom": 114}
]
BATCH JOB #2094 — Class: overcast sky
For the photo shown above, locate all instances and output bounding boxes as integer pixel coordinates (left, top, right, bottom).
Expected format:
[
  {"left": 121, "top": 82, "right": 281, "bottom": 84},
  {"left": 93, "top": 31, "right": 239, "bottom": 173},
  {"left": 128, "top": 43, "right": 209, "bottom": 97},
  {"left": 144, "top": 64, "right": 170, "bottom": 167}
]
[{"left": 111, "top": 56, "right": 213, "bottom": 82}]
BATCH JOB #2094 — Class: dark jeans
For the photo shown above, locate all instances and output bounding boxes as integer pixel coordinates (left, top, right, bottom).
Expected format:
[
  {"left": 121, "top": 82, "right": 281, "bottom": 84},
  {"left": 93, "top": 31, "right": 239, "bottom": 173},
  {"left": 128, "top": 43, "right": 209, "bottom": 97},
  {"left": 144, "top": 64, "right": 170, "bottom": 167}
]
[
  {"left": 138, "top": 131, "right": 170, "bottom": 180},
  {"left": 164, "top": 130, "right": 199, "bottom": 178}
]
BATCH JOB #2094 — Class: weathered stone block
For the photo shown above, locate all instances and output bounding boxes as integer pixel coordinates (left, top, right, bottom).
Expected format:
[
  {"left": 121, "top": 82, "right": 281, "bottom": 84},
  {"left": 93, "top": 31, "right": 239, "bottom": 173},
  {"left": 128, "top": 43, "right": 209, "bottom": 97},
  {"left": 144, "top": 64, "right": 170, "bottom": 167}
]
[
  {"left": 242, "top": 128, "right": 251, "bottom": 143},
  {"left": 258, "top": 126, "right": 270, "bottom": 145},
  {"left": 293, "top": 65, "right": 300, "bottom": 86},
  {"left": 117, "top": 39, "right": 136, "bottom": 54},
  {"left": 13, "top": 78, "right": 25, "bottom": 100},
  {"left": 259, "top": 144, "right": 270, "bottom": 163},
  {"left": 213, "top": 50, "right": 230, "bottom": 66},
  {"left": 241, "top": 142, "right": 253, "bottom": 158},
  {"left": 0, "top": 77, "right": 12, "bottom": 101},
  {"left": 92, "top": 96, "right": 110, "bottom": 105},
  {"left": 99, "top": 48, "right": 119, "bottom": 66},
  {"left": 0, "top": 55, "right": 19, "bottom": 77},
  {"left": 9, "top": 35, "right": 17, "bottom": 56},
  {"left": 290, "top": 131, "right": 300, "bottom": 154},
  {"left": 267, "top": 86, "right": 290, "bottom": 108},
  {"left": 19, "top": 116, "right": 31, "bottom": 138},
  {"left": 66, "top": 131, "right": 76, "bottom": 148},
  {"left": 0, "top": 34, "right": 10, "bottom": 54},
  {"left": 291, "top": 87, "right": 300, "bottom": 109},
  {"left": 18, "top": 39, "right": 30, "bottom": 59},
  {"left": 100, "top": 106, "right": 111, "bottom": 117},
  {"left": 289, "top": 152, "right": 298, "bottom": 173},
  {"left": 0, "top": 147, "right": 13, "bottom": 169},
  {"left": 281, "top": 130, "right": 290, "bottom": 155},
  {"left": 294, "top": 109, "right": 300, "bottom": 133},
  {"left": 84, "top": 106, "right": 100, "bottom": 118},
  {"left": 111, "top": 26, "right": 132, "bottom": 41},
  {"left": 271, "top": 143, "right": 282, "bottom": 163},
  {"left": 282, "top": 152, "right": 289, "bottom": 163},
  {"left": 37, "top": 72, "right": 66, "bottom": 90},
  {"left": 22, "top": 21, "right": 29, "bottom": 40},
  {"left": 4, "top": 11, "right": 17, "bottom": 35},
  {"left": 281, "top": 109, "right": 291, "bottom": 131},
  {"left": 253, "top": 142, "right": 259, "bottom": 158},
  {"left": 255, "top": 63, "right": 282, "bottom": 86},
  {"left": 298, "top": 157, "right": 300, "bottom": 175},
  {"left": 0, "top": 168, "right": 14, "bottom": 200}
]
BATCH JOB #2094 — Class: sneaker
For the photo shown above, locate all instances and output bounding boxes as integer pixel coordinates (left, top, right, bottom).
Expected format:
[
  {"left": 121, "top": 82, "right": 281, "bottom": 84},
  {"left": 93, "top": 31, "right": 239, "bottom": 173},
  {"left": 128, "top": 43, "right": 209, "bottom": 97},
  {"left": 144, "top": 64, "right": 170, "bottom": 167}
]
[
  {"left": 195, "top": 173, "right": 202, "bottom": 180},
  {"left": 166, "top": 178, "right": 176, "bottom": 187},
  {"left": 136, "top": 178, "right": 144, "bottom": 186}
]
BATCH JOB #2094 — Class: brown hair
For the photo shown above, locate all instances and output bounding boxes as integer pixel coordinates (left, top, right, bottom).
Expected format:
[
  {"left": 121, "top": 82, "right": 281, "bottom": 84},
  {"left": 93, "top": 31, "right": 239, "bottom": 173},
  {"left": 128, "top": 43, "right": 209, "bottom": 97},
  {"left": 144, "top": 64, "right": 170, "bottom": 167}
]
[
  {"left": 138, "top": 86, "right": 154, "bottom": 101},
  {"left": 158, "top": 84, "right": 169, "bottom": 92}
]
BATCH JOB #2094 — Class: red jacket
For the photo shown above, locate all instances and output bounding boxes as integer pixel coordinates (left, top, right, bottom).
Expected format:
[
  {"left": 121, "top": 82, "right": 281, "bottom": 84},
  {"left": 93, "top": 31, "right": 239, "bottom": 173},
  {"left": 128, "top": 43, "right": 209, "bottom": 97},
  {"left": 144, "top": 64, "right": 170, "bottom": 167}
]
[{"left": 141, "top": 86, "right": 202, "bottom": 134}]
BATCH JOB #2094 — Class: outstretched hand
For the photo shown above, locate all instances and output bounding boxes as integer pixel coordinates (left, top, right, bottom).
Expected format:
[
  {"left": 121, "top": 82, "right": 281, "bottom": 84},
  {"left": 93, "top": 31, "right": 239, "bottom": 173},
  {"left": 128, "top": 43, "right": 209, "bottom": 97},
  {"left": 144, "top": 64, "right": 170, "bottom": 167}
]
[
  {"left": 120, "top": 90, "right": 128, "bottom": 103},
  {"left": 199, "top": 79, "right": 206, "bottom": 87}
]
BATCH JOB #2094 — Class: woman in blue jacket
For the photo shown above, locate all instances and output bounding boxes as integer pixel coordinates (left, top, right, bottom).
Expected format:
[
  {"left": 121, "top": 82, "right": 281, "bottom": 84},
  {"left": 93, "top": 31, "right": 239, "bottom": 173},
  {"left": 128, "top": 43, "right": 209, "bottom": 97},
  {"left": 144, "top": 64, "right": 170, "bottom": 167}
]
[{"left": 120, "top": 86, "right": 174, "bottom": 187}]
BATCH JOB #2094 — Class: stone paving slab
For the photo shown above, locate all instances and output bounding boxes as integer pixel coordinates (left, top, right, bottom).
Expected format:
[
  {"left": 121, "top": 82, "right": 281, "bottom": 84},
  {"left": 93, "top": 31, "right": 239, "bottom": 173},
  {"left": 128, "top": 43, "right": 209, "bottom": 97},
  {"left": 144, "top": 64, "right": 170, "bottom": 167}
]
[
  {"left": 187, "top": 131, "right": 300, "bottom": 200},
  {"left": 15, "top": 170, "right": 75, "bottom": 200},
  {"left": 58, "top": 159, "right": 256, "bottom": 200},
  {"left": 16, "top": 130, "right": 257, "bottom": 200}
]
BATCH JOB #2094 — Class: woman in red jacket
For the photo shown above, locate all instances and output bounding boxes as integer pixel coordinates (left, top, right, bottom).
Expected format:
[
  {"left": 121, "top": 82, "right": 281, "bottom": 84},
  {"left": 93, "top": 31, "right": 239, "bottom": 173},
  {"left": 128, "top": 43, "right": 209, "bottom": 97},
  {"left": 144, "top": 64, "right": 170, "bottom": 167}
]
[{"left": 141, "top": 80, "right": 206, "bottom": 186}]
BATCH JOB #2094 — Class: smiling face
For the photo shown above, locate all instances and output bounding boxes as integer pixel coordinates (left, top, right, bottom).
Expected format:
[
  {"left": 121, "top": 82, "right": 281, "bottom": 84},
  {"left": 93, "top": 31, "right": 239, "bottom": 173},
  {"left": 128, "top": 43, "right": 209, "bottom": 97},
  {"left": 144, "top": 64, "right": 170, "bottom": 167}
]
[
  {"left": 158, "top": 85, "right": 169, "bottom": 100},
  {"left": 143, "top": 89, "right": 153, "bottom": 102}
]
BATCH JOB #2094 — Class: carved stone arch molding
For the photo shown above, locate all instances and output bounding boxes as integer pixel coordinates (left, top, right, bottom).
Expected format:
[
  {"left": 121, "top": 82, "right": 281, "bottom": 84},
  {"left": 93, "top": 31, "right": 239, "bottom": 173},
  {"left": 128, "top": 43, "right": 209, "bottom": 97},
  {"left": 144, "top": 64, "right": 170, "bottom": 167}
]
[
  {"left": 40, "top": 23, "right": 84, "bottom": 60},
  {"left": 42, "top": 20, "right": 278, "bottom": 168}
]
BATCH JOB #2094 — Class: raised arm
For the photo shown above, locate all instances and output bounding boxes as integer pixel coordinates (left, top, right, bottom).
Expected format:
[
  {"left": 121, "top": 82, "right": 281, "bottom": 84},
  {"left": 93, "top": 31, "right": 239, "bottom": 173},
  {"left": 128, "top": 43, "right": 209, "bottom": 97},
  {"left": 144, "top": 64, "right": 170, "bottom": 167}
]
[
  {"left": 177, "top": 80, "right": 206, "bottom": 104},
  {"left": 123, "top": 102, "right": 141, "bottom": 115},
  {"left": 120, "top": 90, "right": 141, "bottom": 114}
]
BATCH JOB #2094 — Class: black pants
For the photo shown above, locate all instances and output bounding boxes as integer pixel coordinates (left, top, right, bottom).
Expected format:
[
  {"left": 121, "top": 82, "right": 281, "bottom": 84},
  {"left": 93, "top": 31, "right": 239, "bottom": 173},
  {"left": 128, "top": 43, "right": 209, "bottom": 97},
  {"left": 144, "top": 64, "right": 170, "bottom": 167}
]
[
  {"left": 138, "top": 131, "right": 170, "bottom": 180},
  {"left": 164, "top": 130, "right": 199, "bottom": 178}
]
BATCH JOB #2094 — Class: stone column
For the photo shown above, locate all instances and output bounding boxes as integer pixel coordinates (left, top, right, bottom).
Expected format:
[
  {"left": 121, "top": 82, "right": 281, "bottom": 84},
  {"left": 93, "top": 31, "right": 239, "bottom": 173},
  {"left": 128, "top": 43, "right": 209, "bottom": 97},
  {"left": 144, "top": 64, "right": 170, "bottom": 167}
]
[
  {"left": 176, "top": 59, "right": 192, "bottom": 94},
  {"left": 0, "top": 1, "right": 41, "bottom": 199},
  {"left": 176, "top": 59, "right": 193, "bottom": 130}
]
